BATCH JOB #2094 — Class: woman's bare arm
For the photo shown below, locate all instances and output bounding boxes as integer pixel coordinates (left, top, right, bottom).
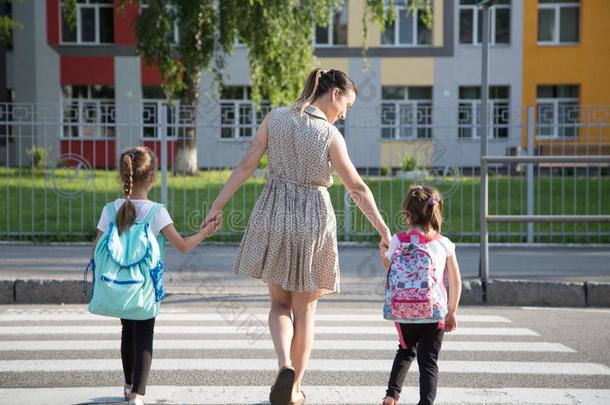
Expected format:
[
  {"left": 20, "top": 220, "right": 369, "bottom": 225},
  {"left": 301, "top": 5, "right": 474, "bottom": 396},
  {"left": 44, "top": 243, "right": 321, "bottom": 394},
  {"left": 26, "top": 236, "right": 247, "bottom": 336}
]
[
  {"left": 328, "top": 131, "right": 391, "bottom": 245},
  {"left": 203, "top": 111, "right": 271, "bottom": 224}
]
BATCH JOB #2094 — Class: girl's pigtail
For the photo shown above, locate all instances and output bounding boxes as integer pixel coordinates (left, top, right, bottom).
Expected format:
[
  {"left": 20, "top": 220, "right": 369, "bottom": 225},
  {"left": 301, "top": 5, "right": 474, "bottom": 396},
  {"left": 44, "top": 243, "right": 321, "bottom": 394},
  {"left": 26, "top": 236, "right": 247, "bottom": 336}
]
[{"left": 116, "top": 153, "right": 137, "bottom": 235}]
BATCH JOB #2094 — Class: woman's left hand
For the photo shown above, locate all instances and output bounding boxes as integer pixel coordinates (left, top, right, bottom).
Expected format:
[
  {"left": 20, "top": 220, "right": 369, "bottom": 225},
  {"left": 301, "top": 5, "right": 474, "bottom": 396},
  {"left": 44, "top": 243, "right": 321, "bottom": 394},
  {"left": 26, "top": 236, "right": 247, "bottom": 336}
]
[{"left": 201, "top": 207, "right": 221, "bottom": 230}]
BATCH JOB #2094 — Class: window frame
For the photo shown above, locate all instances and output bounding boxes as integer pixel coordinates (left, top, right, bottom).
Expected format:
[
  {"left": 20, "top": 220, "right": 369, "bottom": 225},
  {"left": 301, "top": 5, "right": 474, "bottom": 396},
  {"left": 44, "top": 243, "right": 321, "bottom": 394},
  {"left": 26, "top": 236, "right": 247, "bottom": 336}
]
[
  {"left": 314, "top": 2, "right": 348, "bottom": 47},
  {"left": 219, "top": 87, "right": 271, "bottom": 141},
  {"left": 536, "top": 86, "right": 580, "bottom": 139},
  {"left": 537, "top": 1, "right": 580, "bottom": 45},
  {"left": 380, "top": 2, "right": 433, "bottom": 47},
  {"left": 141, "top": 99, "right": 188, "bottom": 140},
  {"left": 380, "top": 86, "right": 433, "bottom": 140},
  {"left": 458, "top": 1, "right": 511, "bottom": 46},
  {"left": 61, "top": 85, "right": 116, "bottom": 139},
  {"left": 60, "top": 0, "right": 114, "bottom": 45},
  {"left": 458, "top": 86, "right": 511, "bottom": 140}
]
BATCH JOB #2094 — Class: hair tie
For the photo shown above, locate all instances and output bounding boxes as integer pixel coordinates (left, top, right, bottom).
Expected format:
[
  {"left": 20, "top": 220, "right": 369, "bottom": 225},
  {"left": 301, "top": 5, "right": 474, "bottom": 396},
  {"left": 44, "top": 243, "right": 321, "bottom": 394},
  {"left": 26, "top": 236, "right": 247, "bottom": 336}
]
[{"left": 427, "top": 198, "right": 438, "bottom": 207}]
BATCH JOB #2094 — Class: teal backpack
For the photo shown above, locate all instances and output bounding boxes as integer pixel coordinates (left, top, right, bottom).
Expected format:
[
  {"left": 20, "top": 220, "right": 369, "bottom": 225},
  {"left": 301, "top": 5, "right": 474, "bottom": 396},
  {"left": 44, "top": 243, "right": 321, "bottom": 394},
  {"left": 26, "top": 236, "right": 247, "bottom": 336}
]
[{"left": 86, "top": 201, "right": 166, "bottom": 320}]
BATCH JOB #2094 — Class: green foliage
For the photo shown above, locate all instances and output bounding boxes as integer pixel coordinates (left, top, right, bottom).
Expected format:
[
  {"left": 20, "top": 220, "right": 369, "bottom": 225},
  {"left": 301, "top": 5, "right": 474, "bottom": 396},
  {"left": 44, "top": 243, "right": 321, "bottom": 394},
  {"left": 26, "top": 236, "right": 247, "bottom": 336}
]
[
  {"left": 25, "top": 146, "right": 50, "bottom": 170},
  {"left": 62, "top": 0, "right": 77, "bottom": 30},
  {"left": 401, "top": 156, "right": 417, "bottom": 172},
  {"left": 258, "top": 154, "right": 268, "bottom": 170},
  {"left": 0, "top": 0, "right": 23, "bottom": 44}
]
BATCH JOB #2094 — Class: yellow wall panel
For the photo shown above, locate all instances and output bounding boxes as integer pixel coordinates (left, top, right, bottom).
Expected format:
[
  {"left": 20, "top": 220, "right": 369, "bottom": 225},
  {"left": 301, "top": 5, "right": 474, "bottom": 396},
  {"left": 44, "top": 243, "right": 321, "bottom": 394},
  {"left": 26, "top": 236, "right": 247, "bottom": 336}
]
[
  {"left": 433, "top": 0, "right": 443, "bottom": 47},
  {"left": 380, "top": 140, "right": 435, "bottom": 168},
  {"left": 381, "top": 58, "right": 434, "bottom": 85},
  {"left": 522, "top": 1, "right": 610, "bottom": 145},
  {"left": 348, "top": 0, "right": 380, "bottom": 48},
  {"left": 314, "top": 57, "right": 349, "bottom": 75}
]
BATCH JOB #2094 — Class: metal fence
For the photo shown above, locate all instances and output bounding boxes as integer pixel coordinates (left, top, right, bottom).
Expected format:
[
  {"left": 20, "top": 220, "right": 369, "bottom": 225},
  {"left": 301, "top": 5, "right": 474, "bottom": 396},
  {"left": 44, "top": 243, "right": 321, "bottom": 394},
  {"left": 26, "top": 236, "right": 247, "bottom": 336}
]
[{"left": 1, "top": 102, "right": 608, "bottom": 243}]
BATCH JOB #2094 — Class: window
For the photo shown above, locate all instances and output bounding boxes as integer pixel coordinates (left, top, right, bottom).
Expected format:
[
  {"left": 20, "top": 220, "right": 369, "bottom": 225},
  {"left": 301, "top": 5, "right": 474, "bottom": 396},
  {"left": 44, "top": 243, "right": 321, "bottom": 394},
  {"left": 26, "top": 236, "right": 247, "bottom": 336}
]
[
  {"left": 315, "top": 2, "right": 348, "bottom": 46},
  {"left": 536, "top": 85, "right": 579, "bottom": 138},
  {"left": 381, "top": 86, "right": 432, "bottom": 139},
  {"left": 220, "top": 87, "right": 271, "bottom": 139},
  {"left": 61, "top": 0, "right": 114, "bottom": 44},
  {"left": 62, "top": 85, "right": 115, "bottom": 138},
  {"left": 458, "top": 86, "right": 510, "bottom": 139},
  {"left": 381, "top": 0, "right": 432, "bottom": 46},
  {"left": 141, "top": 87, "right": 192, "bottom": 139},
  {"left": 538, "top": 0, "right": 579, "bottom": 44},
  {"left": 140, "top": 0, "right": 180, "bottom": 44},
  {"left": 459, "top": 0, "right": 510, "bottom": 45}
]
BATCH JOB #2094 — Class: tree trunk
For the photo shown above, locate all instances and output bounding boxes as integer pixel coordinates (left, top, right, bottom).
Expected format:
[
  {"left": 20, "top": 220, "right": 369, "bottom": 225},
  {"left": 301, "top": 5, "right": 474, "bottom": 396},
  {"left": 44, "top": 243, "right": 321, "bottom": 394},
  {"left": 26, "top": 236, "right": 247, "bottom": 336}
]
[{"left": 173, "top": 76, "right": 200, "bottom": 176}]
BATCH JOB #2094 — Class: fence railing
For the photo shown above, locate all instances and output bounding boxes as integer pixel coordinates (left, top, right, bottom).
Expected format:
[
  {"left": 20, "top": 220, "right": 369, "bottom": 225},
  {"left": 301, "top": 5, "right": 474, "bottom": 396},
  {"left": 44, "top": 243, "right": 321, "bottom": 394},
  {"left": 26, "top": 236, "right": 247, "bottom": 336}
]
[{"left": 1, "top": 103, "right": 609, "bottom": 243}]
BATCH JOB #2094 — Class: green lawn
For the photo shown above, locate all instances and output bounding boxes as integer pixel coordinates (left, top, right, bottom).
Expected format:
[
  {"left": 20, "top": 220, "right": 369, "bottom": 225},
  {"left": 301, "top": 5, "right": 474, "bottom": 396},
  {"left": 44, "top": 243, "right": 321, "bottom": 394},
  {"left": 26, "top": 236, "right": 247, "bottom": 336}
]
[{"left": 1, "top": 168, "right": 609, "bottom": 243}]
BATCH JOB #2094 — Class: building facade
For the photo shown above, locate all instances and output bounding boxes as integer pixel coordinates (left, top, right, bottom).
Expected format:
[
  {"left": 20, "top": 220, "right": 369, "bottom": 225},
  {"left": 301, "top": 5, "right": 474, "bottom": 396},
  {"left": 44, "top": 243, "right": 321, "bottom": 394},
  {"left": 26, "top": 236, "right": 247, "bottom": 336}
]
[{"left": 1, "top": 0, "right": 607, "bottom": 170}]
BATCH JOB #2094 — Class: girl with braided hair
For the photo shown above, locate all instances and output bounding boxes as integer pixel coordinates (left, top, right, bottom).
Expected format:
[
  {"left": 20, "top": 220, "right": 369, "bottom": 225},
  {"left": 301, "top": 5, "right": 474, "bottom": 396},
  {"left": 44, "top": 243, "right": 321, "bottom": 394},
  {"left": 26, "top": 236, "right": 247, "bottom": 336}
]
[
  {"left": 92, "top": 146, "right": 222, "bottom": 405},
  {"left": 380, "top": 185, "right": 462, "bottom": 405}
]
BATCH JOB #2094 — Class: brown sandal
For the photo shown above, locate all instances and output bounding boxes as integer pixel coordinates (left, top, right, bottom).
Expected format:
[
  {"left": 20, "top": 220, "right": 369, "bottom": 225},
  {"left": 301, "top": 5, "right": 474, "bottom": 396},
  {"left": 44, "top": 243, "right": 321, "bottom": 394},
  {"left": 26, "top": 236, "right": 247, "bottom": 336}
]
[{"left": 269, "top": 366, "right": 295, "bottom": 405}]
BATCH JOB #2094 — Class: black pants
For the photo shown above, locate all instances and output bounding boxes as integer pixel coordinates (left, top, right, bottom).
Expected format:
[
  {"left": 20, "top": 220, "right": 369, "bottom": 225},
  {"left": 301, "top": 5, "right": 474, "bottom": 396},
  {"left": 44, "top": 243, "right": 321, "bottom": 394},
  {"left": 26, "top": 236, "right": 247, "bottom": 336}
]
[
  {"left": 120, "top": 317, "right": 156, "bottom": 395},
  {"left": 386, "top": 322, "right": 444, "bottom": 405}
]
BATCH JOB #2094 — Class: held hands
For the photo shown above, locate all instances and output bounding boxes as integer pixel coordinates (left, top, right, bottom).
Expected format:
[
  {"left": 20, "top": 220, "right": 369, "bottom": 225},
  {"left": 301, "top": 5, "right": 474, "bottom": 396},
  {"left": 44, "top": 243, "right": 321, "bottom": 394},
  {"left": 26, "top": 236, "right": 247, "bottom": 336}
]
[
  {"left": 444, "top": 311, "right": 458, "bottom": 332},
  {"left": 379, "top": 228, "right": 391, "bottom": 260},
  {"left": 199, "top": 209, "right": 222, "bottom": 239}
]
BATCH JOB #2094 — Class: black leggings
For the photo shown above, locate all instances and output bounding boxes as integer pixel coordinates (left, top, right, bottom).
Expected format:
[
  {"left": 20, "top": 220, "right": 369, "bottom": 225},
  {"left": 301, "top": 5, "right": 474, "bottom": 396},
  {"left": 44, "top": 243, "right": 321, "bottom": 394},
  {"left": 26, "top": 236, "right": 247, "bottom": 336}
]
[
  {"left": 386, "top": 322, "right": 444, "bottom": 405},
  {"left": 120, "top": 317, "right": 156, "bottom": 395}
]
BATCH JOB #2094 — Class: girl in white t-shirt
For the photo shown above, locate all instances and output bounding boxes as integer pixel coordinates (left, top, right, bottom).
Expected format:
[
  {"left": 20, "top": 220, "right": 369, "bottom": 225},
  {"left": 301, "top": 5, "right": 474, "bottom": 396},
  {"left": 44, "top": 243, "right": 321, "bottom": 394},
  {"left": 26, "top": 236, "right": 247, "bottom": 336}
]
[
  {"left": 380, "top": 185, "right": 462, "bottom": 405},
  {"left": 92, "top": 146, "right": 221, "bottom": 405}
]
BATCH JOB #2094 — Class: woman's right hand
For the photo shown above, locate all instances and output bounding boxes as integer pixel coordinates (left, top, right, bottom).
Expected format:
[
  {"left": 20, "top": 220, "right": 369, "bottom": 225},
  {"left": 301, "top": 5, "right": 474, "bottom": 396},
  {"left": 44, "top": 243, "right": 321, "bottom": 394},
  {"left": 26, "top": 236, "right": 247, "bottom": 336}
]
[{"left": 380, "top": 229, "right": 391, "bottom": 256}]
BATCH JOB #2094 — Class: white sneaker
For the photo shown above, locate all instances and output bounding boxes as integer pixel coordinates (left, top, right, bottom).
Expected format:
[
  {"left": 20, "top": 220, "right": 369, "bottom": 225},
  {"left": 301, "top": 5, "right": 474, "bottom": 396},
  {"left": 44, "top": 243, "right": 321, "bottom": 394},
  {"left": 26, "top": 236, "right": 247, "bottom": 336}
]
[
  {"left": 128, "top": 399, "right": 144, "bottom": 405},
  {"left": 123, "top": 386, "right": 131, "bottom": 401}
]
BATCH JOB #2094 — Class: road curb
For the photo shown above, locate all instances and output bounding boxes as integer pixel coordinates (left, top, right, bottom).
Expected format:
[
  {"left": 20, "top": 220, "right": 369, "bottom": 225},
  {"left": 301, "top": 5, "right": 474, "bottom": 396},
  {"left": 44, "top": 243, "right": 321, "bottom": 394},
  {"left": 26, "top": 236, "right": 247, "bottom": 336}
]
[
  {"left": 486, "top": 279, "right": 587, "bottom": 307},
  {"left": 0, "top": 278, "right": 608, "bottom": 307}
]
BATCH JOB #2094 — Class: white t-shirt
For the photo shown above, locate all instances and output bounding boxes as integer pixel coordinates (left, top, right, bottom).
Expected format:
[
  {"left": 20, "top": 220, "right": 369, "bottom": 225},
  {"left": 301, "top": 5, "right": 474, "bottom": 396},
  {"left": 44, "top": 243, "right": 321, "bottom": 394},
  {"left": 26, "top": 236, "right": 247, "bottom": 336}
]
[
  {"left": 386, "top": 231, "right": 456, "bottom": 274},
  {"left": 96, "top": 199, "right": 173, "bottom": 237}
]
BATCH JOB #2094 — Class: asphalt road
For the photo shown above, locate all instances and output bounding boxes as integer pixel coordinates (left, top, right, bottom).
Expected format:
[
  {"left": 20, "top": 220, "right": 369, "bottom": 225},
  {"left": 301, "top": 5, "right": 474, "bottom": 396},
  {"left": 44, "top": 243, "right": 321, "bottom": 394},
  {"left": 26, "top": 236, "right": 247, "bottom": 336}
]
[
  {"left": 0, "top": 302, "right": 608, "bottom": 404},
  {"left": 1, "top": 243, "right": 609, "bottom": 282}
]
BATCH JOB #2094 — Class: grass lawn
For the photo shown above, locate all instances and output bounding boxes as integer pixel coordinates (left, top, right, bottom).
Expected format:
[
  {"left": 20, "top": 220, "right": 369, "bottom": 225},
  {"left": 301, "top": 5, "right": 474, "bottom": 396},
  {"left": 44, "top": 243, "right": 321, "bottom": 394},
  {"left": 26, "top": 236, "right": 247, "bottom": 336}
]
[{"left": 1, "top": 168, "right": 609, "bottom": 243}]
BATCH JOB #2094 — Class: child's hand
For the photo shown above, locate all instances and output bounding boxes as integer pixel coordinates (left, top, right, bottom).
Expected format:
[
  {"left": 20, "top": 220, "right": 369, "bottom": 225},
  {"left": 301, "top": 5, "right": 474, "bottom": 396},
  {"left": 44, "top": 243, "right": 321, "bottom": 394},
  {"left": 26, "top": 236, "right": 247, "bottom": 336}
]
[
  {"left": 444, "top": 311, "right": 458, "bottom": 332},
  {"left": 201, "top": 208, "right": 222, "bottom": 229},
  {"left": 200, "top": 215, "right": 222, "bottom": 239}
]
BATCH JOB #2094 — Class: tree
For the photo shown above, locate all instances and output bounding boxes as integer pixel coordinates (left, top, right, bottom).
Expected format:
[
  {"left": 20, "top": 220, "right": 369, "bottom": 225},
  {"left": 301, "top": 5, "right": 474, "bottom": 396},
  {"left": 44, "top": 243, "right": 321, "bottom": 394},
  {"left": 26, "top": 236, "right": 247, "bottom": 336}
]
[
  {"left": 0, "top": 0, "right": 23, "bottom": 44},
  {"left": 108, "top": 0, "right": 433, "bottom": 175}
]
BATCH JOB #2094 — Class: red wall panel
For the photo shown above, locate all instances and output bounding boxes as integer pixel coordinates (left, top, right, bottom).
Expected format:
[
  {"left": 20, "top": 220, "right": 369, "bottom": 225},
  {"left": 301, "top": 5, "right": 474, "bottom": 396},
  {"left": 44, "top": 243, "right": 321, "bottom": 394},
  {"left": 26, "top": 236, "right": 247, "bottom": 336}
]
[
  {"left": 60, "top": 140, "right": 116, "bottom": 169},
  {"left": 114, "top": 0, "right": 139, "bottom": 45},
  {"left": 143, "top": 140, "right": 176, "bottom": 168},
  {"left": 141, "top": 59, "right": 162, "bottom": 86},
  {"left": 61, "top": 56, "right": 115, "bottom": 85},
  {"left": 47, "top": 0, "right": 60, "bottom": 44}
]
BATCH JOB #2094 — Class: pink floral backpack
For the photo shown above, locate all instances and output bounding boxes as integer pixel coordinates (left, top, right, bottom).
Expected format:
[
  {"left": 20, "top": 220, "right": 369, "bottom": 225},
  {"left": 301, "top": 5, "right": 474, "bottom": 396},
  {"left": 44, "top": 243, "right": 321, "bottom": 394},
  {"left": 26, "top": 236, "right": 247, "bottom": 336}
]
[{"left": 383, "top": 230, "right": 447, "bottom": 323}]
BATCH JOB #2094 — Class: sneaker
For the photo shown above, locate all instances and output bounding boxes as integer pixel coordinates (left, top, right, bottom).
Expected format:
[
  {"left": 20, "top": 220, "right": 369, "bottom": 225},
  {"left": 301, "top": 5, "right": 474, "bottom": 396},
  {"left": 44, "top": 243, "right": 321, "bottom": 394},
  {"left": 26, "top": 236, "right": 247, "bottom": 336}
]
[
  {"left": 123, "top": 386, "right": 131, "bottom": 401},
  {"left": 128, "top": 399, "right": 144, "bottom": 405}
]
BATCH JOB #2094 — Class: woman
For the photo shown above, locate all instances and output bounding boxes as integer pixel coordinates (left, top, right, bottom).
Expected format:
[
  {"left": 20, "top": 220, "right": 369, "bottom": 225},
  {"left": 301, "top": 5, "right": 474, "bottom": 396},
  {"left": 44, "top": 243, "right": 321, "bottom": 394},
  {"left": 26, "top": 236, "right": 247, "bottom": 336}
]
[{"left": 203, "top": 68, "right": 391, "bottom": 404}]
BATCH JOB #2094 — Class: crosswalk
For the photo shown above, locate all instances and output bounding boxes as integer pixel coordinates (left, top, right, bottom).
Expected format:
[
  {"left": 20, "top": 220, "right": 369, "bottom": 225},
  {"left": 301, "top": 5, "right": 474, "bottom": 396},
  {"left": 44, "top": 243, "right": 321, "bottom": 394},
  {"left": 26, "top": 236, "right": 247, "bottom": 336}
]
[{"left": 0, "top": 306, "right": 609, "bottom": 405}]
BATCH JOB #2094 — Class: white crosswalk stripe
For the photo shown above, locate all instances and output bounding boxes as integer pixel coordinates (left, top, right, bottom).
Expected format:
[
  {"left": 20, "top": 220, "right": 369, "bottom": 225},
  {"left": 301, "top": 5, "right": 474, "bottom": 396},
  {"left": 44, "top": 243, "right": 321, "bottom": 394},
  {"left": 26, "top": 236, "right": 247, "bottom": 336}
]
[
  {"left": 0, "top": 339, "right": 576, "bottom": 352},
  {"left": 1, "top": 307, "right": 609, "bottom": 405},
  {"left": 1, "top": 386, "right": 609, "bottom": 405},
  {"left": 0, "top": 325, "right": 540, "bottom": 336}
]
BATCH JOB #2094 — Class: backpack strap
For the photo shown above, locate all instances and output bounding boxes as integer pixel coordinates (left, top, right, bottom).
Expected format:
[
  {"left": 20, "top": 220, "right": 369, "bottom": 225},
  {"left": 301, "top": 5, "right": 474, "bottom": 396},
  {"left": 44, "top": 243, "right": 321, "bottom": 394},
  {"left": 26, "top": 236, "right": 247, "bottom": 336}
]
[
  {"left": 105, "top": 202, "right": 117, "bottom": 224},
  {"left": 397, "top": 230, "right": 427, "bottom": 244},
  {"left": 143, "top": 203, "right": 163, "bottom": 225}
]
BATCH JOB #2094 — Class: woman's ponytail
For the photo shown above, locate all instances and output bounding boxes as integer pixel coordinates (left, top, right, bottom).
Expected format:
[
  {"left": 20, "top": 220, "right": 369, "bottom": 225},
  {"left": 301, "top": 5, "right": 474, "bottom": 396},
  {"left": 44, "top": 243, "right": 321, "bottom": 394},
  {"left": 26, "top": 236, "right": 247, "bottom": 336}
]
[
  {"left": 293, "top": 68, "right": 358, "bottom": 115},
  {"left": 294, "top": 68, "right": 325, "bottom": 114}
]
